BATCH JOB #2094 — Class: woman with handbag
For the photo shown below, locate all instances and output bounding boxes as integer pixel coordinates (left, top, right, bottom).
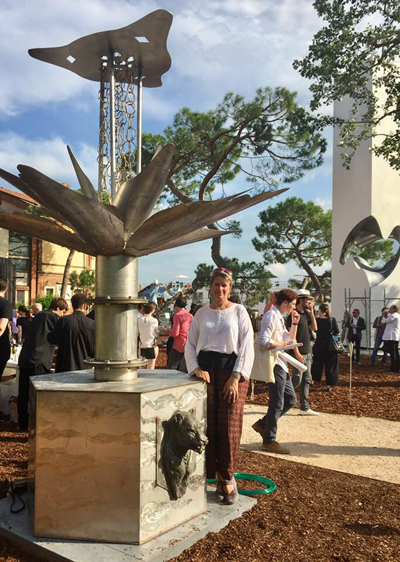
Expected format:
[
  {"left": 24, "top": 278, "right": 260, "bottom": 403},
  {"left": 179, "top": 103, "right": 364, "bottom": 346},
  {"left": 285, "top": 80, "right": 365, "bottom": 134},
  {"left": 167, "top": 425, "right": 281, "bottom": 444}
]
[
  {"left": 185, "top": 268, "right": 254, "bottom": 505},
  {"left": 311, "top": 303, "right": 340, "bottom": 391}
]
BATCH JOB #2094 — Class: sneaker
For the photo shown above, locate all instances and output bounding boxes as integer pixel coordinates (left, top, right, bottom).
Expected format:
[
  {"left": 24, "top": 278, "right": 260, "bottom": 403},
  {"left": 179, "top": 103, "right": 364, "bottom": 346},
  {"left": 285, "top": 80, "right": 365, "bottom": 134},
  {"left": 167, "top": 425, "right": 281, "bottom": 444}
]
[
  {"left": 356, "top": 361, "right": 362, "bottom": 366},
  {"left": 299, "top": 409, "right": 319, "bottom": 416},
  {"left": 262, "top": 441, "right": 290, "bottom": 454},
  {"left": 252, "top": 420, "right": 264, "bottom": 437}
]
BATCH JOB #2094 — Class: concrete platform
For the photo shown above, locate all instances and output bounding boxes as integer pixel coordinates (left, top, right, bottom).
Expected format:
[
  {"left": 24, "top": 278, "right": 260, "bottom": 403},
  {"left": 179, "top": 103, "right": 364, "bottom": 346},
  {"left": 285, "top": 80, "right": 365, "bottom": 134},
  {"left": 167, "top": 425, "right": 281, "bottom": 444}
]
[{"left": 0, "top": 488, "right": 257, "bottom": 562}]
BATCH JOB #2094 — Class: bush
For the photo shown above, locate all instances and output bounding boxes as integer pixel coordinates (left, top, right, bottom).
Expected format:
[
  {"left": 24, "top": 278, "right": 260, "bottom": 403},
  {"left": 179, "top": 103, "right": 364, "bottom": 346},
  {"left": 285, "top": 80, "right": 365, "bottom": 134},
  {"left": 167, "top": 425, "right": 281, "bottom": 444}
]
[{"left": 35, "top": 295, "right": 54, "bottom": 310}]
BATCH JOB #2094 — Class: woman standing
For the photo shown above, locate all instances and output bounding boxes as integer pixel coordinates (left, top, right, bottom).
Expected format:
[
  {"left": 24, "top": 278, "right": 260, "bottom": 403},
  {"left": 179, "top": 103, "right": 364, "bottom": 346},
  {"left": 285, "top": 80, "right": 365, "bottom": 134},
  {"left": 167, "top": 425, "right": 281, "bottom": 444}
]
[
  {"left": 311, "top": 303, "right": 340, "bottom": 390},
  {"left": 381, "top": 304, "right": 400, "bottom": 372},
  {"left": 17, "top": 305, "right": 32, "bottom": 345},
  {"left": 185, "top": 268, "right": 254, "bottom": 505},
  {"left": 137, "top": 303, "right": 159, "bottom": 369}
]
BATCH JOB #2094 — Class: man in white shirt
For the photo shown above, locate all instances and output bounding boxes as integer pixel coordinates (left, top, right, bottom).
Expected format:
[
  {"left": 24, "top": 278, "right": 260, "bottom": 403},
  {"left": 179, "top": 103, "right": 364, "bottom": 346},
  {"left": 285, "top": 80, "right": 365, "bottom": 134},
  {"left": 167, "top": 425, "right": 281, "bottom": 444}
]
[
  {"left": 252, "top": 288, "right": 300, "bottom": 454},
  {"left": 381, "top": 304, "right": 400, "bottom": 372}
]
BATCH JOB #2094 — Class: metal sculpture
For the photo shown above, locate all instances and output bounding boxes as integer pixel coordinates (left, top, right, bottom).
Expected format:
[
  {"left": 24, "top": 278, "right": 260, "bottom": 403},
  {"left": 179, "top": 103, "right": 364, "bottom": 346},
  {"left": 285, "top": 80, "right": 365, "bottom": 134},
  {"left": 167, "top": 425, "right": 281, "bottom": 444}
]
[
  {"left": 340, "top": 216, "right": 400, "bottom": 287},
  {"left": 0, "top": 9, "right": 286, "bottom": 381}
]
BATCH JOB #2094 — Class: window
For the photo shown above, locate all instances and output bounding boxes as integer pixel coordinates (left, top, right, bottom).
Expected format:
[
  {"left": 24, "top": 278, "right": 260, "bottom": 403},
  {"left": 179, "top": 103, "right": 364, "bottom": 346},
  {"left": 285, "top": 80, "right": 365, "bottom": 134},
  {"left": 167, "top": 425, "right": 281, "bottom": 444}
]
[
  {"left": 16, "top": 290, "right": 28, "bottom": 304},
  {"left": 45, "top": 287, "right": 55, "bottom": 296},
  {"left": 9, "top": 232, "right": 31, "bottom": 286}
]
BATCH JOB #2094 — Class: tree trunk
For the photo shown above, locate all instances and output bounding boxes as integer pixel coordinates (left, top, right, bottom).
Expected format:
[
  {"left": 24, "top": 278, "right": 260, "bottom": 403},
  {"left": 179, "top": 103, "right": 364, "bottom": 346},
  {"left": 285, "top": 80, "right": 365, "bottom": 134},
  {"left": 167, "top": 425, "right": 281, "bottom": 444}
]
[
  {"left": 209, "top": 224, "right": 230, "bottom": 268},
  {"left": 60, "top": 249, "right": 75, "bottom": 299},
  {"left": 293, "top": 249, "right": 322, "bottom": 295}
]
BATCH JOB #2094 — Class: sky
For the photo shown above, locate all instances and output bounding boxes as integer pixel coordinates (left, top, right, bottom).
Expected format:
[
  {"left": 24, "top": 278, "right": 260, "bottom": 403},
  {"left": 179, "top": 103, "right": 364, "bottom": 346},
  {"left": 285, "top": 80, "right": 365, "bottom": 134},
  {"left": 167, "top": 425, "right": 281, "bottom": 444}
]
[{"left": 0, "top": 0, "right": 333, "bottom": 286}]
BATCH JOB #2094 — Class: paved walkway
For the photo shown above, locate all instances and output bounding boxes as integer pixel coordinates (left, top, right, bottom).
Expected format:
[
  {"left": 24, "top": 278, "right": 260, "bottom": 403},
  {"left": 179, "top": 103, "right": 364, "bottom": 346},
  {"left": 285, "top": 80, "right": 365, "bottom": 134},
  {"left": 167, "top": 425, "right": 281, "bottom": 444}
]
[{"left": 241, "top": 404, "right": 400, "bottom": 485}]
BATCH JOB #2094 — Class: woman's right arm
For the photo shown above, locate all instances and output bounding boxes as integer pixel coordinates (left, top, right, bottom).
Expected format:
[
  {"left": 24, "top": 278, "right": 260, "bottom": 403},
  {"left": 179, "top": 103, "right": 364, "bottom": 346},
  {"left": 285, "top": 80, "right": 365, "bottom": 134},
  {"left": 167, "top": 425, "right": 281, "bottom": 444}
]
[{"left": 381, "top": 314, "right": 394, "bottom": 324}]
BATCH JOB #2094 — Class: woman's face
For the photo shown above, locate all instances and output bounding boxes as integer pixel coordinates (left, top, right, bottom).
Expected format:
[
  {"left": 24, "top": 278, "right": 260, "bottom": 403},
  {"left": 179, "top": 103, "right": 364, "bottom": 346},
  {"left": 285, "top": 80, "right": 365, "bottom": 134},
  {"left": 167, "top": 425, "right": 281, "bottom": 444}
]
[
  {"left": 389, "top": 305, "right": 397, "bottom": 314},
  {"left": 210, "top": 276, "right": 231, "bottom": 302}
]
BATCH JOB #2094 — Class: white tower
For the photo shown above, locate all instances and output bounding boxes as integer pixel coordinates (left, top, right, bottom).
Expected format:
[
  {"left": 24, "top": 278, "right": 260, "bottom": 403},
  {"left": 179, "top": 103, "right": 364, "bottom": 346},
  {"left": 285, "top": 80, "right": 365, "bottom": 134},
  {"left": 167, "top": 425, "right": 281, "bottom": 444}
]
[{"left": 331, "top": 79, "right": 400, "bottom": 346}]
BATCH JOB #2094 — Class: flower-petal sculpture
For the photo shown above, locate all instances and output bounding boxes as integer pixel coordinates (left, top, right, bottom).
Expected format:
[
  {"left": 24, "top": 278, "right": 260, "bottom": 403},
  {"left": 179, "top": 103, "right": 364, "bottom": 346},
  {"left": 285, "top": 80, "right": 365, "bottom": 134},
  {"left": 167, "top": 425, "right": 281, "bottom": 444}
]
[{"left": 0, "top": 146, "right": 287, "bottom": 259}]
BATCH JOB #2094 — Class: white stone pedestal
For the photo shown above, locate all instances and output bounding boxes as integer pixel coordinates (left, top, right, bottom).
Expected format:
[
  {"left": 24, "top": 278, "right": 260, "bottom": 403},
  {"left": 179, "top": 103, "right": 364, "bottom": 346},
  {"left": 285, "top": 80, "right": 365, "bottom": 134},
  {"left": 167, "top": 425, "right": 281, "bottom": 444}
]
[{"left": 28, "top": 370, "right": 207, "bottom": 544}]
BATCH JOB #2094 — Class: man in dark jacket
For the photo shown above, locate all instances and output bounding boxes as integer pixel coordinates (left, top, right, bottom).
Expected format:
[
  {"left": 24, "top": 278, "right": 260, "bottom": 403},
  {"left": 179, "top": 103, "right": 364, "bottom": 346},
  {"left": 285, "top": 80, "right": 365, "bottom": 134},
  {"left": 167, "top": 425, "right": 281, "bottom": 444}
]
[
  {"left": 0, "top": 276, "right": 13, "bottom": 382},
  {"left": 18, "top": 297, "right": 69, "bottom": 429},
  {"left": 345, "top": 308, "right": 366, "bottom": 365},
  {"left": 48, "top": 293, "right": 95, "bottom": 372}
]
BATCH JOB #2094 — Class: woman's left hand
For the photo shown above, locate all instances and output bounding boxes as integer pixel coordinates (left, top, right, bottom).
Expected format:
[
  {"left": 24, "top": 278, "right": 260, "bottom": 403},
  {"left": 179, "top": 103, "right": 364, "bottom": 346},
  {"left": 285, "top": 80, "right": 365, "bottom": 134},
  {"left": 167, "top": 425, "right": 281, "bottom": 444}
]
[{"left": 223, "top": 377, "right": 239, "bottom": 403}]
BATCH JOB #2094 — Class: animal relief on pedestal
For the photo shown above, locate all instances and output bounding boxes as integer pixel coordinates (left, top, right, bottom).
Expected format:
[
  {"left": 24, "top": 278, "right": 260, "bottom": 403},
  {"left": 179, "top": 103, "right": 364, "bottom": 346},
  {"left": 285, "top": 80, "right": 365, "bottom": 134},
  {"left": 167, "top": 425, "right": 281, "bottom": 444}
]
[{"left": 158, "top": 410, "right": 207, "bottom": 501}]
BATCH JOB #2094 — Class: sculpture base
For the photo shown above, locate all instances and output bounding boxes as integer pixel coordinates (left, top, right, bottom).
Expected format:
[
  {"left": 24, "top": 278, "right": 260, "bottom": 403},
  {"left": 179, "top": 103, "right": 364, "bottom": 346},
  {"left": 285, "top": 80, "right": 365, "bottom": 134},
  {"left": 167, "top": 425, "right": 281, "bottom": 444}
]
[{"left": 28, "top": 370, "right": 207, "bottom": 544}]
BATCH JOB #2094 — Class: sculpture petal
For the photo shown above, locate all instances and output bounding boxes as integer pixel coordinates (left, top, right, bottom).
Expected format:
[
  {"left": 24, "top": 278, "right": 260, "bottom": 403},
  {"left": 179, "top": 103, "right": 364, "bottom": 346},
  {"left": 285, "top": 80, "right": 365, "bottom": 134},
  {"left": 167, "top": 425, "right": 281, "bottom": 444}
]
[
  {"left": 114, "top": 144, "right": 175, "bottom": 235},
  {"left": 126, "top": 228, "right": 236, "bottom": 256},
  {"left": 0, "top": 212, "right": 95, "bottom": 254},
  {"left": 28, "top": 10, "right": 173, "bottom": 88},
  {"left": 127, "top": 188, "right": 288, "bottom": 253},
  {"left": 17, "top": 165, "right": 125, "bottom": 255},
  {"left": 67, "top": 146, "right": 97, "bottom": 200},
  {"left": 0, "top": 168, "right": 62, "bottom": 222}
]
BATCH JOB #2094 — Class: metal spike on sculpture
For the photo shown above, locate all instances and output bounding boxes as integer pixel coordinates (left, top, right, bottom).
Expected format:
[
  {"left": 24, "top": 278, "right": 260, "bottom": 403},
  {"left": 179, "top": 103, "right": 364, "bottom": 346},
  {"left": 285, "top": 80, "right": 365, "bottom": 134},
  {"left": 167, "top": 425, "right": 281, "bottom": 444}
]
[{"left": 0, "top": 9, "right": 285, "bottom": 381}]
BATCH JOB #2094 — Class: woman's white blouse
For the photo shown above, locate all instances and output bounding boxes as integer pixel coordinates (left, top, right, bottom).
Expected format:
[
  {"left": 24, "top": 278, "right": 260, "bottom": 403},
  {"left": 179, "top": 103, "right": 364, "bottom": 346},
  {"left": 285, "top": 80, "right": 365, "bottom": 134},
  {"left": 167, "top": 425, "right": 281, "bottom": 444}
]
[{"left": 184, "top": 304, "right": 255, "bottom": 379}]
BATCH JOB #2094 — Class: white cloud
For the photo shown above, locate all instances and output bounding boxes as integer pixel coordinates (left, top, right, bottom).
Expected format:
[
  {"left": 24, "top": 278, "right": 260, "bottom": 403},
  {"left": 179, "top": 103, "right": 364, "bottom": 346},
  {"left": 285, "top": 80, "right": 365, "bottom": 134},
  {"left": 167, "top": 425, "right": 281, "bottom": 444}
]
[
  {"left": 313, "top": 197, "right": 332, "bottom": 211},
  {"left": 0, "top": 0, "right": 323, "bottom": 118},
  {"left": 0, "top": 132, "right": 97, "bottom": 189}
]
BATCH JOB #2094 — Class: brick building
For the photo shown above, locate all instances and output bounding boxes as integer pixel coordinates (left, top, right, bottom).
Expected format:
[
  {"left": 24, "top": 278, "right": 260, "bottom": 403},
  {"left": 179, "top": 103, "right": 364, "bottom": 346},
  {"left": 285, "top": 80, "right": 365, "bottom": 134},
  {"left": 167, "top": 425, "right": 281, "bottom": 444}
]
[{"left": 0, "top": 187, "right": 94, "bottom": 305}]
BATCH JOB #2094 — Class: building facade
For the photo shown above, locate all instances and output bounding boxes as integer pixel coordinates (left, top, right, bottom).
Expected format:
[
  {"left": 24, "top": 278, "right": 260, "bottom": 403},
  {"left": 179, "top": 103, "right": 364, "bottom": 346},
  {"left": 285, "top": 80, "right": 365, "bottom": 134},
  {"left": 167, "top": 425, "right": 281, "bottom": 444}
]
[{"left": 0, "top": 187, "right": 94, "bottom": 306}]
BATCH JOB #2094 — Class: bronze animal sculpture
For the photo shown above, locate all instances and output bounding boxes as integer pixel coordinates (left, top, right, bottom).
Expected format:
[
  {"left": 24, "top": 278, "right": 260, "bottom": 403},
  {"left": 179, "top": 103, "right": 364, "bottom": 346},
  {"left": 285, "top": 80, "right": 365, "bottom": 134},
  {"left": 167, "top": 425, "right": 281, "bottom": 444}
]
[{"left": 161, "top": 410, "right": 208, "bottom": 501}]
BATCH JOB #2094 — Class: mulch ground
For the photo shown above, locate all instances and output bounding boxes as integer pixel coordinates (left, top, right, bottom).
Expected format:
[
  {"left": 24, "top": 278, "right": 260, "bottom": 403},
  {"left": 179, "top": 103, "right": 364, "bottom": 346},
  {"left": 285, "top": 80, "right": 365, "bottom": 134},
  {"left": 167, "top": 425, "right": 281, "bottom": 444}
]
[
  {"left": 0, "top": 349, "right": 398, "bottom": 561},
  {"left": 248, "top": 355, "right": 400, "bottom": 422},
  {"left": 0, "top": 425, "right": 399, "bottom": 562}
]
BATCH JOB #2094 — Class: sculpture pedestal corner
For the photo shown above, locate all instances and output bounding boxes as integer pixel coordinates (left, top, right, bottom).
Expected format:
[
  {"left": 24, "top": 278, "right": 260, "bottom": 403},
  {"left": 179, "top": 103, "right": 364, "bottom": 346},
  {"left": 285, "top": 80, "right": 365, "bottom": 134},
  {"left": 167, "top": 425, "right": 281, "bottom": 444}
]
[{"left": 28, "top": 370, "right": 207, "bottom": 544}]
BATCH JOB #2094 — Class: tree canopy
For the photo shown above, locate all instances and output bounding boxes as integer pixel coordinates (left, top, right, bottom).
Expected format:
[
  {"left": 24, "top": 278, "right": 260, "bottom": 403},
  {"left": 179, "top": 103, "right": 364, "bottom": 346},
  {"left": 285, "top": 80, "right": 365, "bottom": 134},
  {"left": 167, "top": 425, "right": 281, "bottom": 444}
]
[
  {"left": 139, "top": 87, "right": 327, "bottom": 269},
  {"left": 142, "top": 88, "right": 326, "bottom": 206},
  {"left": 294, "top": 0, "right": 400, "bottom": 169},
  {"left": 252, "top": 197, "right": 395, "bottom": 296},
  {"left": 194, "top": 260, "right": 274, "bottom": 308}
]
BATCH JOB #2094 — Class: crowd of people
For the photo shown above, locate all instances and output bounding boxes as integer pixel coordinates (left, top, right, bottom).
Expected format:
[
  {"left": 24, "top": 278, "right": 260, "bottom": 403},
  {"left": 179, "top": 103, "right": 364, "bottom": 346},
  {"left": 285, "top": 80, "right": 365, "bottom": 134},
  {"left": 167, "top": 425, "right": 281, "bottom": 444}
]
[{"left": 0, "top": 269, "right": 398, "bottom": 507}]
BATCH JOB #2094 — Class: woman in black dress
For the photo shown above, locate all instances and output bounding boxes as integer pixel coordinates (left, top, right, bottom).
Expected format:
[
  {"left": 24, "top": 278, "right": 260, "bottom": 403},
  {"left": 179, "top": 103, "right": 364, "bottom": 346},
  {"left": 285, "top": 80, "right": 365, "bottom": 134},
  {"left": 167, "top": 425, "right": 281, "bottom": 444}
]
[
  {"left": 311, "top": 303, "right": 339, "bottom": 390},
  {"left": 17, "top": 305, "right": 32, "bottom": 345}
]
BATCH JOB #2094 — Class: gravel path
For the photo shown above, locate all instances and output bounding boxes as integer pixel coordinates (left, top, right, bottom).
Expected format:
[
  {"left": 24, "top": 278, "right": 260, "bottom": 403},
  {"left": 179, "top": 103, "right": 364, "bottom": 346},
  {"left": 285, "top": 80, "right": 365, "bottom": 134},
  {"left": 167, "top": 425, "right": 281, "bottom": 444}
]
[{"left": 241, "top": 404, "right": 400, "bottom": 485}]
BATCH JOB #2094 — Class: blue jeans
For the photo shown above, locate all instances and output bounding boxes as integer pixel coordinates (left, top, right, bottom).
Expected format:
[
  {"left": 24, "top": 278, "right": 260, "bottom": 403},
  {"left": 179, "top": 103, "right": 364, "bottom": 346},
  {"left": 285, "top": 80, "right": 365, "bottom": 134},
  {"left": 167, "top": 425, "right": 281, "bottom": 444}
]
[
  {"left": 261, "top": 364, "right": 297, "bottom": 444},
  {"left": 292, "top": 353, "right": 312, "bottom": 411},
  {"left": 371, "top": 337, "right": 387, "bottom": 365}
]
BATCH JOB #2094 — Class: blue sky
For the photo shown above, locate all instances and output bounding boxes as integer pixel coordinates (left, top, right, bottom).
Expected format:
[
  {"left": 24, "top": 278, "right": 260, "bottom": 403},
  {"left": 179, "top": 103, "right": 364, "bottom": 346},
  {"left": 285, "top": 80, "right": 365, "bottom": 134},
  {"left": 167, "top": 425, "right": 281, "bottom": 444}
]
[{"left": 0, "top": 0, "right": 333, "bottom": 285}]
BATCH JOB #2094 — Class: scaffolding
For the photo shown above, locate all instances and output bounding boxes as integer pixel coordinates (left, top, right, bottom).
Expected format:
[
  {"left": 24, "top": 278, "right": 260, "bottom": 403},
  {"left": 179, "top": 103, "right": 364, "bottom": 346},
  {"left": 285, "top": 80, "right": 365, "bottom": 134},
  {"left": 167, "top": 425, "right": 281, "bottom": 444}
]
[{"left": 344, "top": 288, "right": 400, "bottom": 353}]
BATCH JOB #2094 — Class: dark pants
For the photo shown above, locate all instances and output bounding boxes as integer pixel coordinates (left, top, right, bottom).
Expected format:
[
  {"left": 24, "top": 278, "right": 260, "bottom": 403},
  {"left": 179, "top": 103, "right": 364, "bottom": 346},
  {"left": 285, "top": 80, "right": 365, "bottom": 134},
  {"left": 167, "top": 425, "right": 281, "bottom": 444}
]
[
  {"left": 18, "top": 365, "right": 49, "bottom": 429},
  {"left": 167, "top": 348, "right": 184, "bottom": 370},
  {"left": 371, "top": 336, "right": 387, "bottom": 365},
  {"left": 385, "top": 341, "right": 399, "bottom": 372},
  {"left": 292, "top": 353, "right": 312, "bottom": 411},
  {"left": 166, "top": 336, "right": 174, "bottom": 357},
  {"left": 311, "top": 345, "right": 339, "bottom": 386},
  {"left": 349, "top": 334, "right": 361, "bottom": 362},
  {"left": 0, "top": 343, "right": 11, "bottom": 382},
  {"left": 260, "top": 364, "right": 296, "bottom": 444}
]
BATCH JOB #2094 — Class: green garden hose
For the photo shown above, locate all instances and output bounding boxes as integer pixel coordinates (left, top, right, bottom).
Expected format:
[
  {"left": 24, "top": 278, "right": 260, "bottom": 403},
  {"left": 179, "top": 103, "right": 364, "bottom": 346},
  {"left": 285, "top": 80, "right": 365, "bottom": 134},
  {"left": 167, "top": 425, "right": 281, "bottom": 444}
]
[{"left": 207, "top": 472, "right": 277, "bottom": 495}]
